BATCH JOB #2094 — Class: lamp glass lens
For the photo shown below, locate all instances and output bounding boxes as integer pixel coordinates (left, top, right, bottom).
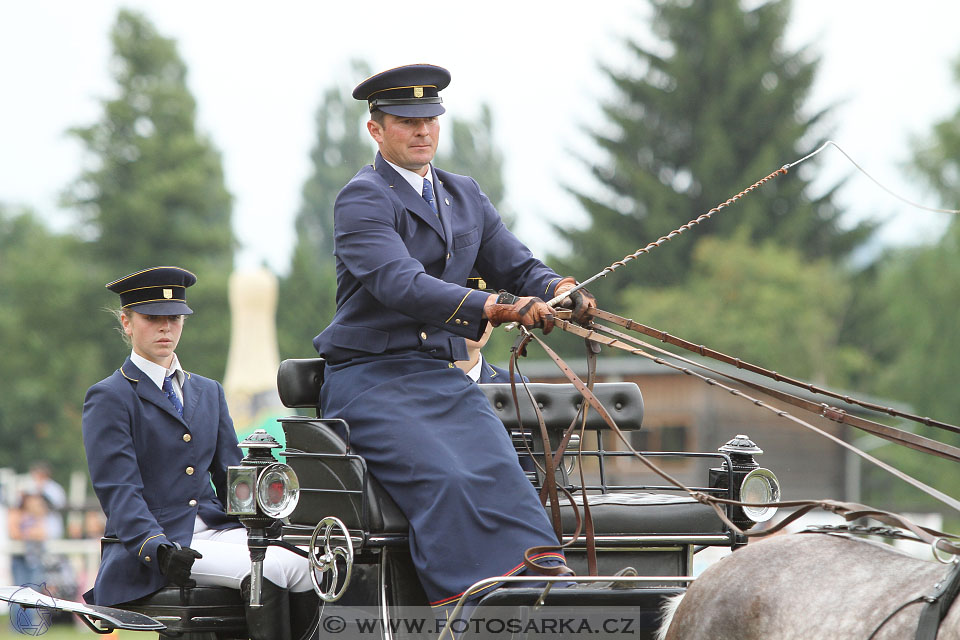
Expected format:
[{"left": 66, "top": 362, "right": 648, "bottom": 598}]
[
  {"left": 740, "top": 468, "right": 781, "bottom": 523},
  {"left": 227, "top": 466, "right": 257, "bottom": 515},
  {"left": 256, "top": 464, "right": 300, "bottom": 519}
]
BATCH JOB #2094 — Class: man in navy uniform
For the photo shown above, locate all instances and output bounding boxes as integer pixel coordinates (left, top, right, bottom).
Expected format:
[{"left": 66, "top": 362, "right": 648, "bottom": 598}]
[
  {"left": 82, "top": 266, "right": 316, "bottom": 640},
  {"left": 313, "top": 64, "right": 595, "bottom": 608}
]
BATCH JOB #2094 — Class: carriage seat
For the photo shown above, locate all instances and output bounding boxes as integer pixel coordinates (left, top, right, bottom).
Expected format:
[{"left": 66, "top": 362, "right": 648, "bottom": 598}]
[
  {"left": 281, "top": 417, "right": 409, "bottom": 534},
  {"left": 275, "top": 359, "right": 724, "bottom": 539},
  {"left": 480, "top": 382, "right": 725, "bottom": 536},
  {"left": 277, "top": 358, "right": 407, "bottom": 535},
  {"left": 101, "top": 537, "right": 246, "bottom": 638}
]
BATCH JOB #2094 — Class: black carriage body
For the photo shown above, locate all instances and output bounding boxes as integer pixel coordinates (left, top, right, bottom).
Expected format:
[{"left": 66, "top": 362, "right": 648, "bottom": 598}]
[
  {"left": 276, "top": 358, "right": 741, "bottom": 639},
  {"left": 25, "top": 359, "right": 747, "bottom": 639}
]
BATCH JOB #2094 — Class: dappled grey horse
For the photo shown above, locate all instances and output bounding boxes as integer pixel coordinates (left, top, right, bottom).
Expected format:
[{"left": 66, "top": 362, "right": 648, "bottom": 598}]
[{"left": 658, "top": 532, "right": 959, "bottom": 640}]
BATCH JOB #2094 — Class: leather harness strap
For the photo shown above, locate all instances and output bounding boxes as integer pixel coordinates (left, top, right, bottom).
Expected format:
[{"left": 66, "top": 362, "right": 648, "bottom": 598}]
[
  {"left": 512, "top": 308, "right": 960, "bottom": 601},
  {"left": 508, "top": 335, "right": 582, "bottom": 577},
  {"left": 590, "top": 308, "right": 960, "bottom": 436},
  {"left": 916, "top": 559, "right": 960, "bottom": 640},
  {"left": 592, "top": 320, "right": 960, "bottom": 464},
  {"left": 510, "top": 333, "right": 598, "bottom": 576},
  {"left": 519, "top": 325, "right": 960, "bottom": 552},
  {"left": 551, "top": 315, "right": 960, "bottom": 517}
]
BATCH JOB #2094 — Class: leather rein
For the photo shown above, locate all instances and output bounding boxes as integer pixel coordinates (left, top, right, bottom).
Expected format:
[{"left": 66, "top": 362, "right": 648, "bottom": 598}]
[{"left": 510, "top": 308, "right": 960, "bottom": 582}]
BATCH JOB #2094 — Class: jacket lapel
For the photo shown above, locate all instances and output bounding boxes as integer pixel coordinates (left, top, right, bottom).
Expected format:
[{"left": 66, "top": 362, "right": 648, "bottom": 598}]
[
  {"left": 374, "top": 153, "right": 446, "bottom": 241},
  {"left": 433, "top": 170, "right": 454, "bottom": 254},
  {"left": 121, "top": 358, "right": 186, "bottom": 423},
  {"left": 180, "top": 372, "right": 201, "bottom": 425}
]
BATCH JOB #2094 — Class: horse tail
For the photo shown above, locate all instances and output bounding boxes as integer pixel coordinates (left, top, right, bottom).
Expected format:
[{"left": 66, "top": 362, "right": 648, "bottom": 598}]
[{"left": 655, "top": 592, "right": 685, "bottom": 640}]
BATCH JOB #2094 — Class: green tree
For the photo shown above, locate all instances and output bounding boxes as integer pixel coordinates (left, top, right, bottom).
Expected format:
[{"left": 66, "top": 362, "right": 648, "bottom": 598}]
[
  {"left": 0, "top": 207, "right": 114, "bottom": 477},
  {"left": 277, "top": 61, "right": 375, "bottom": 359},
  {"left": 552, "top": 0, "right": 872, "bottom": 309},
  {"left": 847, "top": 50, "right": 960, "bottom": 424},
  {"left": 911, "top": 52, "right": 960, "bottom": 206},
  {"left": 839, "top": 52, "right": 960, "bottom": 516},
  {"left": 437, "top": 104, "right": 511, "bottom": 223},
  {"left": 621, "top": 233, "right": 862, "bottom": 382},
  {"left": 64, "top": 9, "right": 234, "bottom": 378}
]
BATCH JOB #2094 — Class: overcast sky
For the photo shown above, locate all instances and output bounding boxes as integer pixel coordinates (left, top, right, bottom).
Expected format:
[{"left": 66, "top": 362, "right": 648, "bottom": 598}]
[{"left": 3, "top": 1, "right": 959, "bottom": 275}]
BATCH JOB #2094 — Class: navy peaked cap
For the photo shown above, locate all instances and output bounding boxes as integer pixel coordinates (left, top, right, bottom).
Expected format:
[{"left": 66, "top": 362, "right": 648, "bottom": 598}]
[
  {"left": 353, "top": 64, "right": 451, "bottom": 117},
  {"left": 106, "top": 266, "right": 196, "bottom": 315}
]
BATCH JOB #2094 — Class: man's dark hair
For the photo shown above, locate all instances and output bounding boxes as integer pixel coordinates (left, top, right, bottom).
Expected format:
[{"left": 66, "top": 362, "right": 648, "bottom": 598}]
[{"left": 370, "top": 109, "right": 386, "bottom": 126}]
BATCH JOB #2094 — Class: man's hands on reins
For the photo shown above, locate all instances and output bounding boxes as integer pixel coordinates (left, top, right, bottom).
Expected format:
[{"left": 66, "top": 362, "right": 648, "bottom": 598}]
[
  {"left": 158, "top": 542, "right": 203, "bottom": 588},
  {"left": 484, "top": 291, "right": 555, "bottom": 334},
  {"left": 554, "top": 277, "right": 597, "bottom": 324}
]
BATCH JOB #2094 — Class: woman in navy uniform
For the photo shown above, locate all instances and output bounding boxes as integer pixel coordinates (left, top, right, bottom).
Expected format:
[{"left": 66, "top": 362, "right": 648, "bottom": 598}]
[
  {"left": 82, "top": 266, "right": 316, "bottom": 640},
  {"left": 313, "top": 65, "right": 595, "bottom": 608}
]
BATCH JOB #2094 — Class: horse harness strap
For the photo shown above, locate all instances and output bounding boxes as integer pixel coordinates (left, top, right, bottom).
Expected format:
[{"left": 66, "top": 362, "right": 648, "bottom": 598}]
[
  {"left": 513, "top": 315, "right": 960, "bottom": 558},
  {"left": 510, "top": 332, "right": 600, "bottom": 576},
  {"left": 916, "top": 559, "right": 960, "bottom": 640}
]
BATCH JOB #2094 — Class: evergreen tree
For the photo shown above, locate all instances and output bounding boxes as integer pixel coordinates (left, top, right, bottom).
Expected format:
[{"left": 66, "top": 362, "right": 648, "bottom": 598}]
[
  {"left": 861, "top": 50, "right": 960, "bottom": 423},
  {"left": 437, "top": 104, "right": 511, "bottom": 224},
  {"left": 64, "top": 9, "right": 234, "bottom": 378},
  {"left": 0, "top": 207, "right": 113, "bottom": 476},
  {"left": 278, "top": 61, "right": 374, "bottom": 359},
  {"left": 552, "top": 0, "right": 872, "bottom": 308},
  {"left": 911, "top": 52, "right": 960, "bottom": 207}
]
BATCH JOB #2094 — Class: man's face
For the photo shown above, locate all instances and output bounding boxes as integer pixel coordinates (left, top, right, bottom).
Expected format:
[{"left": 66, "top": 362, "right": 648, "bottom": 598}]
[
  {"left": 368, "top": 114, "right": 440, "bottom": 176},
  {"left": 122, "top": 311, "right": 184, "bottom": 367}
]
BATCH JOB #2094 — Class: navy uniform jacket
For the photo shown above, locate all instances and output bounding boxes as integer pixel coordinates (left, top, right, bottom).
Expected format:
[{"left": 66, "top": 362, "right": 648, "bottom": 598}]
[
  {"left": 478, "top": 359, "right": 527, "bottom": 384},
  {"left": 313, "top": 152, "right": 564, "bottom": 363},
  {"left": 81, "top": 359, "right": 241, "bottom": 606},
  {"left": 316, "top": 153, "right": 569, "bottom": 605}
]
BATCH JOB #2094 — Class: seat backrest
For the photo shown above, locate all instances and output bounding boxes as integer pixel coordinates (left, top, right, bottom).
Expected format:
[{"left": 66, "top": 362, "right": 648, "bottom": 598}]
[
  {"left": 277, "top": 358, "right": 325, "bottom": 409},
  {"left": 282, "top": 417, "right": 407, "bottom": 534},
  {"left": 480, "top": 382, "right": 644, "bottom": 432}
]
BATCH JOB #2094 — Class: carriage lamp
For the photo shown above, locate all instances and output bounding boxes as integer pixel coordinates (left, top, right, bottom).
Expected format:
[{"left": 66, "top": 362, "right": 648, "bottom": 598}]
[
  {"left": 227, "top": 430, "right": 300, "bottom": 523},
  {"left": 708, "top": 434, "right": 781, "bottom": 530},
  {"left": 228, "top": 429, "right": 302, "bottom": 608}
]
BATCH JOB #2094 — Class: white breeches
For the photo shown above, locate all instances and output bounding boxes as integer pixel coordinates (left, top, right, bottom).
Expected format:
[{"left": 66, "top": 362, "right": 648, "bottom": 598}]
[{"left": 188, "top": 519, "right": 314, "bottom": 592}]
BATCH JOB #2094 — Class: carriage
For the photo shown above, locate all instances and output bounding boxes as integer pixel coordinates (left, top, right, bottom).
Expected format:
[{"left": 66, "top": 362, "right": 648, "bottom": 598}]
[{"left": 0, "top": 355, "right": 780, "bottom": 639}]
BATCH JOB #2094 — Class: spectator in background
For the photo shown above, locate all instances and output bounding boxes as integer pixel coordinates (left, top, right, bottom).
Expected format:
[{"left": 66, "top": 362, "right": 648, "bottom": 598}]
[
  {"left": 29, "top": 462, "right": 66, "bottom": 540},
  {"left": 7, "top": 492, "right": 49, "bottom": 586}
]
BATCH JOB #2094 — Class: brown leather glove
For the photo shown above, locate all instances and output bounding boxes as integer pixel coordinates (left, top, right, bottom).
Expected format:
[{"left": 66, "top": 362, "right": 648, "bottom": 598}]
[
  {"left": 554, "top": 277, "right": 597, "bottom": 324},
  {"left": 484, "top": 292, "right": 555, "bottom": 334}
]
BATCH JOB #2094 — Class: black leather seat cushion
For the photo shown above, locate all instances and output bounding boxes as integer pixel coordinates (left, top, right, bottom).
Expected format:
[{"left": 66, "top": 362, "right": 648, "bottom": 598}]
[
  {"left": 120, "top": 585, "right": 245, "bottom": 635},
  {"left": 556, "top": 492, "right": 725, "bottom": 535}
]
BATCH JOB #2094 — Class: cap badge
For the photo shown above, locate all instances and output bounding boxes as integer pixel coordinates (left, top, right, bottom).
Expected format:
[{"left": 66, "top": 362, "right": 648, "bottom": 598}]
[
  {"left": 163, "top": 289, "right": 173, "bottom": 299},
  {"left": 413, "top": 86, "right": 424, "bottom": 98}
]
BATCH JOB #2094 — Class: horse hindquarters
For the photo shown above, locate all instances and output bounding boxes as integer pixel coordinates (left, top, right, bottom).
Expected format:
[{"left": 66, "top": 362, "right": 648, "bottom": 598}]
[{"left": 661, "top": 533, "right": 959, "bottom": 640}]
